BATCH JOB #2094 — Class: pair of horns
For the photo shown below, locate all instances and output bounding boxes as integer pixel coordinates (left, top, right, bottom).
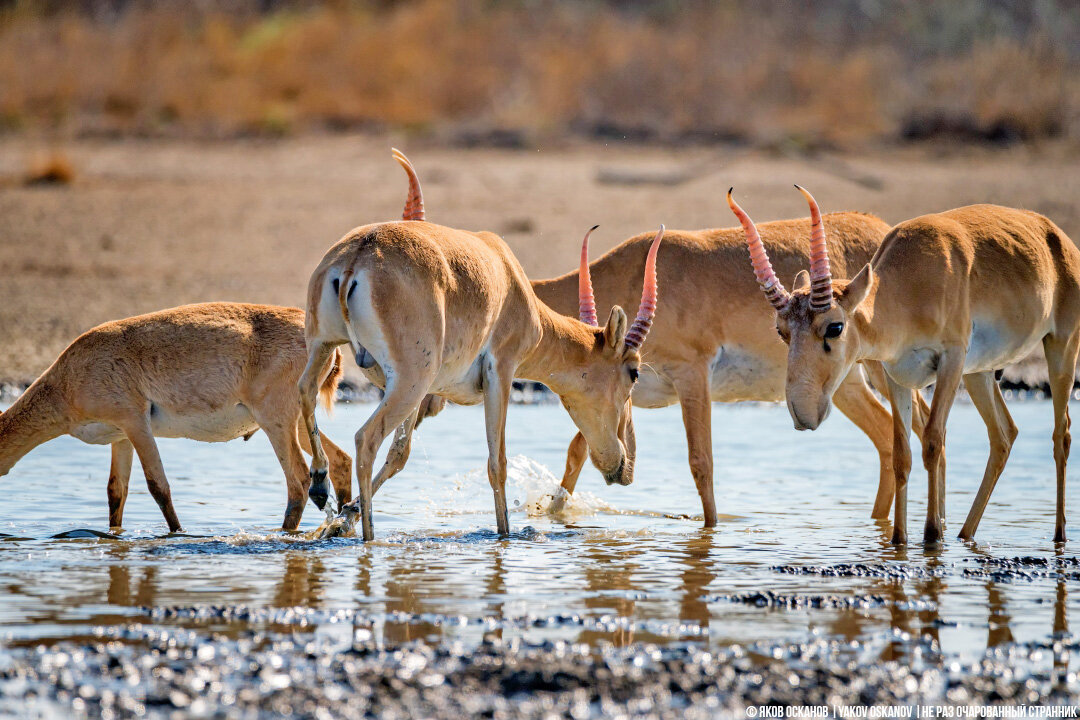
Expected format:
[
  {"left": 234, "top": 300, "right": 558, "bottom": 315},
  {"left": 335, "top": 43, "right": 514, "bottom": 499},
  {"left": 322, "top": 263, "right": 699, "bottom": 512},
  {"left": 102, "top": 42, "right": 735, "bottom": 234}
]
[
  {"left": 727, "top": 185, "right": 833, "bottom": 313},
  {"left": 579, "top": 225, "right": 664, "bottom": 351}
]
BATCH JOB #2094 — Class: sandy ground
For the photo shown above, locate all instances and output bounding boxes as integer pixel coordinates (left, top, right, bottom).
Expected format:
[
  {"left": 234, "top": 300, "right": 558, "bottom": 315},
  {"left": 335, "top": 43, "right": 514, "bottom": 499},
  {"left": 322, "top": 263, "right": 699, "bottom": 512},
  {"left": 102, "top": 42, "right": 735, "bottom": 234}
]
[{"left": 1, "top": 135, "right": 1078, "bottom": 386}]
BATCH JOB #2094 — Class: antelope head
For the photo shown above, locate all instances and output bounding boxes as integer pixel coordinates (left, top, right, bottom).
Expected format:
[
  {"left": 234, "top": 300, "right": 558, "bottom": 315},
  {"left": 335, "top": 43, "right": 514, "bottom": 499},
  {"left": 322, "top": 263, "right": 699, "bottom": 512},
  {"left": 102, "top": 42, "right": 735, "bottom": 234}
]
[
  {"left": 555, "top": 225, "right": 664, "bottom": 485},
  {"left": 728, "top": 187, "right": 874, "bottom": 431}
]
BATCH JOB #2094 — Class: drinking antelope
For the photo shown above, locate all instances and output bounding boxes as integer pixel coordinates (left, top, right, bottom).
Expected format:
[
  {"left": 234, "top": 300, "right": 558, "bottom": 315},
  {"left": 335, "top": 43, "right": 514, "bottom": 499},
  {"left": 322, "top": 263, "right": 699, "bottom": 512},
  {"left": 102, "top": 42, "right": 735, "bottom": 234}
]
[
  {"left": 380, "top": 151, "right": 927, "bottom": 525},
  {"left": 299, "top": 152, "right": 662, "bottom": 540},
  {"left": 731, "top": 188, "right": 1080, "bottom": 544},
  {"left": 0, "top": 303, "right": 352, "bottom": 532}
]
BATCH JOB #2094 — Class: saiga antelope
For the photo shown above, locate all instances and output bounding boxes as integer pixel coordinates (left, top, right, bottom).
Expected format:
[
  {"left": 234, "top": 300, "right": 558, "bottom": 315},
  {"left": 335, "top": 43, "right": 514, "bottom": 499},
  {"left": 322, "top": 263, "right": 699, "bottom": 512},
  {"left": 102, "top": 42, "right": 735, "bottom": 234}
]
[
  {"left": 731, "top": 187, "right": 1080, "bottom": 544},
  {"left": 299, "top": 151, "right": 663, "bottom": 541},
  {"left": 0, "top": 303, "right": 352, "bottom": 531},
  {"left": 379, "top": 152, "right": 928, "bottom": 525}
]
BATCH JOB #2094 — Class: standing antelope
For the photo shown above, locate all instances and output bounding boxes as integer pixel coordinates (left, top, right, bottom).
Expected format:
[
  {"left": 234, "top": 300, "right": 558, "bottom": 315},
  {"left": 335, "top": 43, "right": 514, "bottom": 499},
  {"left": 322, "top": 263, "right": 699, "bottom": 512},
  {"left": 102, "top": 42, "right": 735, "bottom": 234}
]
[
  {"left": 379, "top": 151, "right": 927, "bottom": 526},
  {"left": 299, "top": 151, "right": 663, "bottom": 541},
  {"left": 731, "top": 188, "right": 1080, "bottom": 544},
  {"left": 0, "top": 303, "right": 352, "bottom": 532}
]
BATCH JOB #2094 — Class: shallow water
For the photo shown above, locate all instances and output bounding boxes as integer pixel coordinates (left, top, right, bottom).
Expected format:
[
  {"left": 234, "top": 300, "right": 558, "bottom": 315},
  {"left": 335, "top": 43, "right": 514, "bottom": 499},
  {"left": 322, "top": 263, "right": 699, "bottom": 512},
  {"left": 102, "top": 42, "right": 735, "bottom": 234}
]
[{"left": 1, "top": 399, "right": 1079, "bottom": 665}]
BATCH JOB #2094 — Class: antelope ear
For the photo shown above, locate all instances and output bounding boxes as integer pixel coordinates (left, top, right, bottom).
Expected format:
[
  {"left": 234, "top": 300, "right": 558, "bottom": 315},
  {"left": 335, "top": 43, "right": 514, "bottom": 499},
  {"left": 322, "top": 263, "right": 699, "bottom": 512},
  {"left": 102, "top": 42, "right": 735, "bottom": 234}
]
[
  {"left": 839, "top": 263, "right": 874, "bottom": 312},
  {"left": 792, "top": 270, "right": 811, "bottom": 292},
  {"left": 604, "top": 306, "right": 628, "bottom": 350}
]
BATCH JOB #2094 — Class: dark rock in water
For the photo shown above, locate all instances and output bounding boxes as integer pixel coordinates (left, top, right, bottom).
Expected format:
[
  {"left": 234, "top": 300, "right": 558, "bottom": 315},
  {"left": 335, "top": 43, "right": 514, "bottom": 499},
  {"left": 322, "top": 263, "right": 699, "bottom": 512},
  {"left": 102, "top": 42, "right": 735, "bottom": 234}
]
[{"left": 50, "top": 528, "right": 120, "bottom": 540}]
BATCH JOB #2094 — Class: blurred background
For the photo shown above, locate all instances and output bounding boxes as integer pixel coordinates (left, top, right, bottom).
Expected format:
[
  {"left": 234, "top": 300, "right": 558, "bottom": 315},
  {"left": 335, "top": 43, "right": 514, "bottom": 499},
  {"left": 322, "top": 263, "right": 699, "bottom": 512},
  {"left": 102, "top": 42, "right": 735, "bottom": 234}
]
[{"left": 0, "top": 0, "right": 1078, "bottom": 388}]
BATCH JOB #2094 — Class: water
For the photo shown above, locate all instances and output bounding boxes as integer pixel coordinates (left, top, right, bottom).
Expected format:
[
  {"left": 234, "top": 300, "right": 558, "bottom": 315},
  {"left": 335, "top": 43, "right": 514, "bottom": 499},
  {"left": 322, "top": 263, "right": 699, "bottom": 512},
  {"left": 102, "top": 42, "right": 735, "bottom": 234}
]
[{"left": 0, "top": 399, "right": 1077, "bottom": 664}]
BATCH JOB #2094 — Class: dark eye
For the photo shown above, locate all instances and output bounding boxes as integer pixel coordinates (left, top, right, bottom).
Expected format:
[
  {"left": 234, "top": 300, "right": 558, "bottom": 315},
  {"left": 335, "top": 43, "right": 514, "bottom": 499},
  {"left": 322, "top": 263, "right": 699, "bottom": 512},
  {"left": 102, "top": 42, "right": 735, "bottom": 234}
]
[
  {"left": 824, "top": 322, "right": 844, "bottom": 339},
  {"left": 776, "top": 326, "right": 784, "bottom": 340},
  {"left": 628, "top": 366, "right": 640, "bottom": 382}
]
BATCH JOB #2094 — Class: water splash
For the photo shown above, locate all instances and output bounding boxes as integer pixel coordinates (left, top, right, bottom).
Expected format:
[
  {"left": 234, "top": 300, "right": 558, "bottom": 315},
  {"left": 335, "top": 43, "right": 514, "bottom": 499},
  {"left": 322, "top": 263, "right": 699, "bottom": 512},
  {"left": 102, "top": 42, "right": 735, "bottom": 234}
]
[{"left": 507, "top": 455, "right": 618, "bottom": 520}]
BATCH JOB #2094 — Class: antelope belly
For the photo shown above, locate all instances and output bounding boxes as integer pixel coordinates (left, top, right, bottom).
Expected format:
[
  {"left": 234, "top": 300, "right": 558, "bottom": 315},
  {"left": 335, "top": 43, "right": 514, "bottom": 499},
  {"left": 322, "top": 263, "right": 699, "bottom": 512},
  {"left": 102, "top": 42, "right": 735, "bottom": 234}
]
[{"left": 149, "top": 403, "right": 259, "bottom": 443}]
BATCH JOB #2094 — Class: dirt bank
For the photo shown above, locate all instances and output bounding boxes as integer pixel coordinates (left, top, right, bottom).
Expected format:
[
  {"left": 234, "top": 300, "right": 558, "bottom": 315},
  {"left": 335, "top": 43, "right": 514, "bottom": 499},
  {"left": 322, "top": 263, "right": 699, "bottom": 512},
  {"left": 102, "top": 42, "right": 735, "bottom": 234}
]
[{"left": 1, "top": 136, "right": 1077, "bottom": 387}]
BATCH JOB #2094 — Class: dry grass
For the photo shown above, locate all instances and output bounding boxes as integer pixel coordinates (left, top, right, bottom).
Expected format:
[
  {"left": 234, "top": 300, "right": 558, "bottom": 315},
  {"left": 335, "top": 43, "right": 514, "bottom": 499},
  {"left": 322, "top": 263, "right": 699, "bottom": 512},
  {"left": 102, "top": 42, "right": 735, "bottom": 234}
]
[
  {"left": 22, "top": 150, "right": 74, "bottom": 185},
  {"left": 0, "top": 1, "right": 1077, "bottom": 148}
]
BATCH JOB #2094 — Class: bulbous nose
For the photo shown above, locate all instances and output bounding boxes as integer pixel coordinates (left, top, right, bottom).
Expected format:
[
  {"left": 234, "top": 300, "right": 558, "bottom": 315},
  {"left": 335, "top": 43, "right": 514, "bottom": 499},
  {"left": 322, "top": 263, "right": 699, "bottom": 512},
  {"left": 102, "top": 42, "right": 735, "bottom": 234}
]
[{"left": 602, "top": 455, "right": 631, "bottom": 486}]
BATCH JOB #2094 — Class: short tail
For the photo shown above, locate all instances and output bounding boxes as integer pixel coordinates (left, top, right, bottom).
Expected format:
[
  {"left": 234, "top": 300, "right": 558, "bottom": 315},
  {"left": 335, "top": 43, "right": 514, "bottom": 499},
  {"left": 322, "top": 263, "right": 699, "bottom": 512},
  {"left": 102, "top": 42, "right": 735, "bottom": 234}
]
[{"left": 318, "top": 348, "right": 343, "bottom": 413}]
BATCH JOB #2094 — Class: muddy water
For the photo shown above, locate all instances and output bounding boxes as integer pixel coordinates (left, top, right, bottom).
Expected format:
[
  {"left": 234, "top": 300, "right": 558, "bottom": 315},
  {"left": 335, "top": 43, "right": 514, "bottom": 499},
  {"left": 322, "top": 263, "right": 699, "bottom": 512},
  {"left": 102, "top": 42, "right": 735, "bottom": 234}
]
[{"left": 0, "top": 399, "right": 1077, "bottom": 664}]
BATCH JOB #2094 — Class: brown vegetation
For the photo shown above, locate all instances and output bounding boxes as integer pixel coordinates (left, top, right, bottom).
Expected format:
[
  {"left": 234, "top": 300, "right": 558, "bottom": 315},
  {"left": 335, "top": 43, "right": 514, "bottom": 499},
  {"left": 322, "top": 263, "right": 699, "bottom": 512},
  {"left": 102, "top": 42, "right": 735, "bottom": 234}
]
[
  {"left": 22, "top": 150, "right": 74, "bottom": 185},
  {"left": 1, "top": 1, "right": 1077, "bottom": 148}
]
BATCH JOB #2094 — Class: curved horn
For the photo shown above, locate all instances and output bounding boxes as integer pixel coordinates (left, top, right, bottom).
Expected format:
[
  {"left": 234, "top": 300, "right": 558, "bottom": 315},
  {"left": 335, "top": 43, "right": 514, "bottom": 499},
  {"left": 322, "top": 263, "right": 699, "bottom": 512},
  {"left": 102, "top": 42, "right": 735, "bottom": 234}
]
[
  {"left": 727, "top": 189, "right": 790, "bottom": 312},
  {"left": 624, "top": 225, "right": 664, "bottom": 350},
  {"left": 392, "top": 147, "right": 425, "bottom": 221},
  {"left": 578, "top": 225, "right": 600, "bottom": 326},
  {"left": 794, "top": 184, "right": 832, "bottom": 312}
]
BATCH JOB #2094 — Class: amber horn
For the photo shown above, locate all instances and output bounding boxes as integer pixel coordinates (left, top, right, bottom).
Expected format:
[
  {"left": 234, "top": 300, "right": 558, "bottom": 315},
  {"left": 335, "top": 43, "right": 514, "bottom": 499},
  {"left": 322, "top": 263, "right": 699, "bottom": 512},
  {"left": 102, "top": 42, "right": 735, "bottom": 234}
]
[
  {"left": 727, "top": 189, "right": 790, "bottom": 312},
  {"left": 624, "top": 226, "right": 664, "bottom": 350}
]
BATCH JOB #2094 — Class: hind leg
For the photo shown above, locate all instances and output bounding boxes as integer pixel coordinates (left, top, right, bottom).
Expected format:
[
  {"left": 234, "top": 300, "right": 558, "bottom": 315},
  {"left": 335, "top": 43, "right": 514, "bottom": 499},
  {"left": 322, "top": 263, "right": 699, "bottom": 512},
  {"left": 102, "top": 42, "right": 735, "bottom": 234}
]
[
  {"left": 297, "top": 340, "right": 341, "bottom": 509},
  {"left": 298, "top": 425, "right": 353, "bottom": 509},
  {"left": 957, "top": 371, "right": 1017, "bottom": 540},
  {"left": 1045, "top": 333, "right": 1080, "bottom": 543},
  {"left": 342, "top": 372, "right": 432, "bottom": 541},
  {"left": 119, "top": 417, "right": 181, "bottom": 533},
  {"left": 372, "top": 407, "right": 421, "bottom": 495},
  {"left": 107, "top": 439, "right": 134, "bottom": 530}
]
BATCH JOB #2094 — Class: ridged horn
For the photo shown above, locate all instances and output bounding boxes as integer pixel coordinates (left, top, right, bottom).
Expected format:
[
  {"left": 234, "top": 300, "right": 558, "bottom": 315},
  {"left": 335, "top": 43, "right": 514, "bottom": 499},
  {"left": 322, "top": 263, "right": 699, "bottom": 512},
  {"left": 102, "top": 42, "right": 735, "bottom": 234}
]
[
  {"left": 623, "top": 226, "right": 664, "bottom": 351},
  {"left": 727, "top": 189, "right": 790, "bottom": 312},
  {"left": 578, "top": 225, "right": 600, "bottom": 326},
  {"left": 392, "top": 148, "right": 425, "bottom": 221},
  {"left": 794, "top": 184, "right": 832, "bottom": 312}
]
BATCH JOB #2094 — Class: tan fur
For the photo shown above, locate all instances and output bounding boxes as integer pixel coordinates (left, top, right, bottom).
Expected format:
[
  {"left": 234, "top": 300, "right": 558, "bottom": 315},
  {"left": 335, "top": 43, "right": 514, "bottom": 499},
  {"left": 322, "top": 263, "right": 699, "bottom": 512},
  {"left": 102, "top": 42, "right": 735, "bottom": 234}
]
[
  {"left": 299, "top": 221, "right": 651, "bottom": 540},
  {"left": 773, "top": 204, "right": 1080, "bottom": 544},
  {"left": 0, "top": 303, "right": 352, "bottom": 532},
  {"left": 534, "top": 211, "right": 931, "bottom": 525}
]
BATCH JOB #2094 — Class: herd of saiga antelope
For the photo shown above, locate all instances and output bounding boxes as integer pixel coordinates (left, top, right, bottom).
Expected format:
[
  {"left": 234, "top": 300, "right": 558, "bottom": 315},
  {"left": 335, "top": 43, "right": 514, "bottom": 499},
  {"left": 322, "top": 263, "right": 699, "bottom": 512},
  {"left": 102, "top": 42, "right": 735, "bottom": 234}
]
[{"left": 1, "top": 149, "right": 1078, "bottom": 547}]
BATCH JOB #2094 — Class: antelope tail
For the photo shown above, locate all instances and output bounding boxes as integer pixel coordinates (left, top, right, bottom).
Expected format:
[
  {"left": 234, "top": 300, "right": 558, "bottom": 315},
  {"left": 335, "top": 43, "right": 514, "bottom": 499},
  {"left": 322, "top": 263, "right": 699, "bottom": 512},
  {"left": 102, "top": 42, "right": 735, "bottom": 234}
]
[{"left": 318, "top": 348, "right": 343, "bottom": 413}]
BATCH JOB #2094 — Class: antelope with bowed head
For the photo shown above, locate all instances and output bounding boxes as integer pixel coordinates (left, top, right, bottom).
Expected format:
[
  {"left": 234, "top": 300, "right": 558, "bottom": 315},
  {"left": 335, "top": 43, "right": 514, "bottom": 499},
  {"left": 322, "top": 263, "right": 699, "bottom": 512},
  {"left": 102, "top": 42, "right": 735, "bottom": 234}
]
[
  {"left": 0, "top": 303, "right": 352, "bottom": 532},
  {"left": 299, "top": 150, "right": 663, "bottom": 541},
  {"left": 730, "top": 187, "right": 1080, "bottom": 545},
  {"left": 372, "top": 151, "right": 928, "bottom": 525}
]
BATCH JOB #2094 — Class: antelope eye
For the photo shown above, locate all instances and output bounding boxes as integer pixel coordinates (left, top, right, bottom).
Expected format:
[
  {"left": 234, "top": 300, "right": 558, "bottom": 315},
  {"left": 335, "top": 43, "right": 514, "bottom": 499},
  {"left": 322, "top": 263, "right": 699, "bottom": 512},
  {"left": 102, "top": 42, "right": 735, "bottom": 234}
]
[
  {"left": 628, "top": 366, "right": 640, "bottom": 383},
  {"left": 824, "top": 322, "right": 844, "bottom": 339},
  {"left": 776, "top": 326, "right": 784, "bottom": 340}
]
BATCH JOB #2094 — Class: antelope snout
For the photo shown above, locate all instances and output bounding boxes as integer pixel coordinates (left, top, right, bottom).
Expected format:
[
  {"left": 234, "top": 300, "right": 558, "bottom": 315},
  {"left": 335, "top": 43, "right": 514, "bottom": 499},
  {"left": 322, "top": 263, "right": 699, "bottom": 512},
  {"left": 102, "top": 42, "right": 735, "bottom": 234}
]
[
  {"left": 602, "top": 455, "right": 631, "bottom": 486},
  {"left": 788, "top": 397, "right": 831, "bottom": 432}
]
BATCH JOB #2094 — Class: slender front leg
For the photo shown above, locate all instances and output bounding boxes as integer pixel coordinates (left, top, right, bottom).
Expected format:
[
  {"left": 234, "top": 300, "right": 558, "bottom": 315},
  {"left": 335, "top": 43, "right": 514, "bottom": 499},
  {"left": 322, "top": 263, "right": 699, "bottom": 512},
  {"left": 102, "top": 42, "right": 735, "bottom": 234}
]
[
  {"left": 834, "top": 365, "right": 895, "bottom": 519},
  {"left": 482, "top": 359, "right": 514, "bottom": 536},
  {"left": 107, "top": 439, "right": 134, "bottom": 530},
  {"left": 297, "top": 340, "right": 339, "bottom": 510},
  {"left": 120, "top": 417, "right": 182, "bottom": 532},
  {"left": 921, "top": 346, "right": 965, "bottom": 544},
  {"left": 673, "top": 367, "right": 716, "bottom": 527},
  {"left": 550, "top": 432, "right": 588, "bottom": 513},
  {"left": 883, "top": 373, "right": 913, "bottom": 545}
]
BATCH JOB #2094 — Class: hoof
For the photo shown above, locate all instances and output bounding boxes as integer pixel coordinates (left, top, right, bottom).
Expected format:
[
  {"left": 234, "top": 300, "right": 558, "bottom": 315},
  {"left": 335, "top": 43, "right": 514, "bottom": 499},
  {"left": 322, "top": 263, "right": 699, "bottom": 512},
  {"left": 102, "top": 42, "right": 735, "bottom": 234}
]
[
  {"left": 891, "top": 528, "right": 907, "bottom": 545},
  {"left": 1055, "top": 529, "right": 1067, "bottom": 543},
  {"left": 548, "top": 488, "right": 570, "bottom": 514},
  {"left": 308, "top": 468, "right": 330, "bottom": 510}
]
